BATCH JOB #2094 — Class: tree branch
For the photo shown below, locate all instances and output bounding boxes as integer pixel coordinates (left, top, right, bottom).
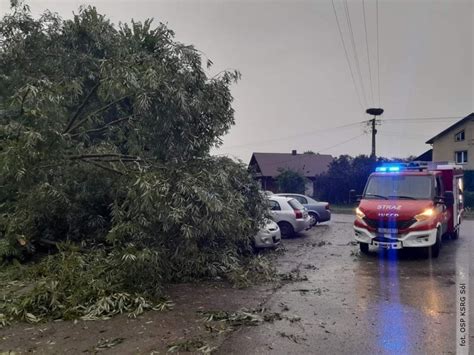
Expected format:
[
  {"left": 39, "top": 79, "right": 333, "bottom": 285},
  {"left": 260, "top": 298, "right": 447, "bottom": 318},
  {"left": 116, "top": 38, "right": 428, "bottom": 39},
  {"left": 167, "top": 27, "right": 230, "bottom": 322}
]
[
  {"left": 81, "top": 160, "right": 126, "bottom": 176},
  {"left": 69, "top": 153, "right": 142, "bottom": 161},
  {"left": 70, "top": 115, "right": 134, "bottom": 137},
  {"left": 63, "top": 82, "right": 100, "bottom": 134},
  {"left": 67, "top": 95, "right": 130, "bottom": 134},
  {"left": 19, "top": 87, "right": 31, "bottom": 115}
]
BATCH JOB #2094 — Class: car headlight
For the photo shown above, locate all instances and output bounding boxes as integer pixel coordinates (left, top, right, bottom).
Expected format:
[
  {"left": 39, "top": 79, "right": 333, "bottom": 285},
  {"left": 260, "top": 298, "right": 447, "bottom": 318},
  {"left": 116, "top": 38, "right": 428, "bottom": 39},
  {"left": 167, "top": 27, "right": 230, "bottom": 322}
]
[
  {"left": 414, "top": 208, "right": 436, "bottom": 222},
  {"left": 355, "top": 207, "right": 365, "bottom": 219}
]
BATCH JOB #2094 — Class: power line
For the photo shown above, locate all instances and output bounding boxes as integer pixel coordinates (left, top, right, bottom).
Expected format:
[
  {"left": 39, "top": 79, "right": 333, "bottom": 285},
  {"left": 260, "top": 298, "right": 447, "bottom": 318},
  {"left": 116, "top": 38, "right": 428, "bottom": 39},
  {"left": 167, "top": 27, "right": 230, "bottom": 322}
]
[
  {"left": 378, "top": 130, "right": 433, "bottom": 138},
  {"left": 217, "top": 116, "right": 459, "bottom": 153},
  {"left": 331, "top": 0, "right": 365, "bottom": 112},
  {"left": 383, "top": 116, "right": 461, "bottom": 121},
  {"left": 219, "top": 120, "right": 369, "bottom": 150},
  {"left": 317, "top": 132, "right": 367, "bottom": 153},
  {"left": 376, "top": 0, "right": 380, "bottom": 106},
  {"left": 343, "top": 0, "right": 368, "bottom": 108},
  {"left": 362, "top": 0, "right": 375, "bottom": 106}
]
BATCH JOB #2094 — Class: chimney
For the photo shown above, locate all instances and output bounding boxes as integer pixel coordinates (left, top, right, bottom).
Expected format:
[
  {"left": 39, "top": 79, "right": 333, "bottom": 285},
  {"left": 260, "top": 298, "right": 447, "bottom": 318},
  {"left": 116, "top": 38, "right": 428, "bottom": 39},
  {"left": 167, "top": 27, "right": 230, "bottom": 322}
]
[{"left": 291, "top": 150, "right": 297, "bottom": 155}]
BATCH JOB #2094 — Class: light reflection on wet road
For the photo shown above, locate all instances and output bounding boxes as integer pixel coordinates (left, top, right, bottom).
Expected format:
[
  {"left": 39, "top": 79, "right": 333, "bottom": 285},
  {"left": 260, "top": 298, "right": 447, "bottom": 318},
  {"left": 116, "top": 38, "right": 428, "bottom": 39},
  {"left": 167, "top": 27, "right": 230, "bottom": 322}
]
[{"left": 218, "top": 214, "right": 473, "bottom": 354}]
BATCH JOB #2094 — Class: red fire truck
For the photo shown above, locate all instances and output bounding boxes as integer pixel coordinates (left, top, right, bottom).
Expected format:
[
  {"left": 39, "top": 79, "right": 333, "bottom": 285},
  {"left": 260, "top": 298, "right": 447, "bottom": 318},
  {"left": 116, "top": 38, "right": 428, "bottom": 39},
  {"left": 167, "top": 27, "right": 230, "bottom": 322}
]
[{"left": 354, "top": 162, "right": 464, "bottom": 257}]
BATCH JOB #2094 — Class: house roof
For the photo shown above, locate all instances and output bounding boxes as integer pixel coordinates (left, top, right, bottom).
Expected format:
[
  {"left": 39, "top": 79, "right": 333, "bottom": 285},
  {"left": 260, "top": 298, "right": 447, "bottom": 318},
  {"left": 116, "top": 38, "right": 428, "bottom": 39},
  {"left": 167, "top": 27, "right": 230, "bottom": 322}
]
[
  {"left": 414, "top": 149, "right": 433, "bottom": 162},
  {"left": 426, "top": 113, "right": 474, "bottom": 144},
  {"left": 249, "top": 152, "right": 333, "bottom": 178}
]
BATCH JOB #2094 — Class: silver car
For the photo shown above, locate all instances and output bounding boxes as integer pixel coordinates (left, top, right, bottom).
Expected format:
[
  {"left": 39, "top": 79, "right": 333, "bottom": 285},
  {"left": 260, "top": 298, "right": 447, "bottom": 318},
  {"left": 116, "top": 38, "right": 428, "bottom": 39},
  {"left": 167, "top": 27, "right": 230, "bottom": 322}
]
[
  {"left": 268, "top": 195, "right": 311, "bottom": 236},
  {"left": 254, "top": 219, "right": 281, "bottom": 248},
  {"left": 276, "top": 193, "right": 331, "bottom": 227}
]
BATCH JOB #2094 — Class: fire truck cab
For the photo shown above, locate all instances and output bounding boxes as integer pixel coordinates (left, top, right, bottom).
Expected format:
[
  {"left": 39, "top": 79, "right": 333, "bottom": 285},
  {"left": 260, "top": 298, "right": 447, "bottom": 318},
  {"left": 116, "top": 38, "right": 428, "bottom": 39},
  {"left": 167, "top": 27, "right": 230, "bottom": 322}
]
[{"left": 354, "top": 162, "right": 464, "bottom": 257}]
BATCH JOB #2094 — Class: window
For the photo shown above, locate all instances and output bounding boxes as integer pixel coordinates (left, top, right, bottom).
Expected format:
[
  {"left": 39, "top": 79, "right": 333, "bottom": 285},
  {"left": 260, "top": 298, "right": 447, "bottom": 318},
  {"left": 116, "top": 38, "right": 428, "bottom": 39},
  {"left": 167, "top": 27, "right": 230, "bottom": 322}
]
[
  {"left": 455, "top": 130, "right": 465, "bottom": 141},
  {"left": 434, "top": 178, "right": 440, "bottom": 197},
  {"left": 435, "top": 176, "right": 444, "bottom": 197},
  {"left": 364, "top": 175, "right": 433, "bottom": 199},
  {"left": 293, "top": 195, "right": 307, "bottom": 204},
  {"left": 288, "top": 199, "right": 305, "bottom": 210},
  {"left": 455, "top": 151, "right": 468, "bottom": 164},
  {"left": 281, "top": 194, "right": 307, "bottom": 204},
  {"left": 269, "top": 200, "right": 281, "bottom": 211}
]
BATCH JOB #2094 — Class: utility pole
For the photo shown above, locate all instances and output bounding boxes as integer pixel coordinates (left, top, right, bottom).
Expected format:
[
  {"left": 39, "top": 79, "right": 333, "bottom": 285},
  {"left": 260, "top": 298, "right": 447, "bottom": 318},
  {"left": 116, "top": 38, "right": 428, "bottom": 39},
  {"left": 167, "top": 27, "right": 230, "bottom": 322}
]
[{"left": 366, "top": 108, "right": 384, "bottom": 159}]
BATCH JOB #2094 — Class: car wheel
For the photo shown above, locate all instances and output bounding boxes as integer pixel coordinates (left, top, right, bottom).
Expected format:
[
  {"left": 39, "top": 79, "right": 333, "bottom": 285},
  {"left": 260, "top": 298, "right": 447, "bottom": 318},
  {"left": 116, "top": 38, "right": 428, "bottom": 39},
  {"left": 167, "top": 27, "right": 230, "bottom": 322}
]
[
  {"left": 278, "top": 222, "right": 294, "bottom": 237},
  {"left": 308, "top": 212, "right": 319, "bottom": 227},
  {"left": 359, "top": 243, "right": 369, "bottom": 254},
  {"left": 429, "top": 229, "right": 441, "bottom": 258}
]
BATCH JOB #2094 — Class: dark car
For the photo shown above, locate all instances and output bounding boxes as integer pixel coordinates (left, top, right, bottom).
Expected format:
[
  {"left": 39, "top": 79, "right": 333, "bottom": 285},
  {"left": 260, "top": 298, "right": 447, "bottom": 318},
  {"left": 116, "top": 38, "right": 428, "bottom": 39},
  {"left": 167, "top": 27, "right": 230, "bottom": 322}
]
[{"left": 275, "top": 193, "right": 331, "bottom": 226}]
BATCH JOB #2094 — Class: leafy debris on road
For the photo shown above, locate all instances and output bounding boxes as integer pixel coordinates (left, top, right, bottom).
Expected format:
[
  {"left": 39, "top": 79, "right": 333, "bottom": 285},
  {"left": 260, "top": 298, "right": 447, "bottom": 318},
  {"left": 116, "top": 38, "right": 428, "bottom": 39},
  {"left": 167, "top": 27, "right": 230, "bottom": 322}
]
[
  {"left": 350, "top": 250, "right": 359, "bottom": 257},
  {"left": 292, "top": 287, "right": 329, "bottom": 296},
  {"left": 278, "top": 269, "right": 308, "bottom": 282},
  {"left": 316, "top": 241, "right": 332, "bottom": 247},
  {"left": 198, "top": 309, "right": 262, "bottom": 326},
  {"left": 198, "top": 307, "right": 284, "bottom": 327},
  {"left": 95, "top": 337, "right": 125, "bottom": 351},
  {"left": 167, "top": 338, "right": 215, "bottom": 354},
  {"left": 204, "top": 323, "right": 232, "bottom": 334},
  {"left": 285, "top": 315, "right": 301, "bottom": 323},
  {"left": 277, "top": 331, "right": 307, "bottom": 343}
]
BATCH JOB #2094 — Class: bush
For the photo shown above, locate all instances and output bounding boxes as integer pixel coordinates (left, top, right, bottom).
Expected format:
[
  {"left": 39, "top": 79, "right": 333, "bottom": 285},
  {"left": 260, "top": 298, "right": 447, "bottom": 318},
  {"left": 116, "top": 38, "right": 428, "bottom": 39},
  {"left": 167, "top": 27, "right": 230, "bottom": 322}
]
[{"left": 276, "top": 169, "right": 307, "bottom": 194}]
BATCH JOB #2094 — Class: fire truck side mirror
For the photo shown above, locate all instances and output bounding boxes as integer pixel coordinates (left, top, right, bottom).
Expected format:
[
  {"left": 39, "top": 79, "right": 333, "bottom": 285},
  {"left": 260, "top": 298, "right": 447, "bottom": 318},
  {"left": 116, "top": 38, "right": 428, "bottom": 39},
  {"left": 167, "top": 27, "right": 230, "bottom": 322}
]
[
  {"left": 349, "top": 190, "right": 361, "bottom": 203},
  {"left": 444, "top": 191, "right": 454, "bottom": 207},
  {"left": 349, "top": 189, "right": 356, "bottom": 203}
]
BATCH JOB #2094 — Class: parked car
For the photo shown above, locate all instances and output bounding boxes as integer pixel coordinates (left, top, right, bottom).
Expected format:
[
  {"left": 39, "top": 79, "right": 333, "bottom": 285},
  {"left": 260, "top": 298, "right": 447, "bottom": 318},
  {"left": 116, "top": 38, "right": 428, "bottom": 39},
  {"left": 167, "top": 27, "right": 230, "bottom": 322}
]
[
  {"left": 276, "top": 193, "right": 331, "bottom": 226},
  {"left": 267, "top": 195, "right": 311, "bottom": 236},
  {"left": 254, "top": 219, "right": 281, "bottom": 248}
]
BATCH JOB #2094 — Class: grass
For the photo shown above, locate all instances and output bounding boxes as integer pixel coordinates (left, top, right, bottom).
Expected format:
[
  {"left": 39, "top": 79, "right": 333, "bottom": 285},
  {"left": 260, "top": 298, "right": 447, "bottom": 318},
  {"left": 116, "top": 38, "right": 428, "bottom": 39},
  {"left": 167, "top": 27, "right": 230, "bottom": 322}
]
[{"left": 330, "top": 204, "right": 356, "bottom": 215}]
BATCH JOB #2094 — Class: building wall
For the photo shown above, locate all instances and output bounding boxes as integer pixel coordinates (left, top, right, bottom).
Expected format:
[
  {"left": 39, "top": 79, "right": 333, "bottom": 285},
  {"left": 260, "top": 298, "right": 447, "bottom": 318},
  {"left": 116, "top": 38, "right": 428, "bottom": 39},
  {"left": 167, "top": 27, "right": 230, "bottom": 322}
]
[{"left": 432, "top": 120, "right": 474, "bottom": 170}]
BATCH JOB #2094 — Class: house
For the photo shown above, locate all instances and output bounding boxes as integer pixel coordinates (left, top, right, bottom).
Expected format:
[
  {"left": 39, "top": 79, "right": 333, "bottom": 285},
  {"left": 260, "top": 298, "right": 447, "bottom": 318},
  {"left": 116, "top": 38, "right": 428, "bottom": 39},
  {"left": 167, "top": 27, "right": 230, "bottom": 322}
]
[
  {"left": 426, "top": 113, "right": 473, "bottom": 169},
  {"left": 248, "top": 150, "right": 333, "bottom": 195},
  {"left": 414, "top": 149, "right": 433, "bottom": 162}
]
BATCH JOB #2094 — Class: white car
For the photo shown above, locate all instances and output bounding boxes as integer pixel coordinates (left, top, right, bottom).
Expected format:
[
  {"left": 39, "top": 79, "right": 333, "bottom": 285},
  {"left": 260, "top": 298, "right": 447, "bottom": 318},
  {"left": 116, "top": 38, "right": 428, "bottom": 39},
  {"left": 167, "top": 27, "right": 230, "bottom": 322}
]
[
  {"left": 254, "top": 219, "right": 281, "bottom": 248},
  {"left": 267, "top": 196, "right": 311, "bottom": 236}
]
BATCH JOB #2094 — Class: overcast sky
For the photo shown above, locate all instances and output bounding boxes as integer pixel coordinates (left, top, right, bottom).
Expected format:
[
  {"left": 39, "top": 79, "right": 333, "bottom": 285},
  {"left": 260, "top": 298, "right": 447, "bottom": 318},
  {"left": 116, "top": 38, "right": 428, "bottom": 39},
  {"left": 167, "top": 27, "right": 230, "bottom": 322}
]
[{"left": 2, "top": 0, "right": 473, "bottom": 162}]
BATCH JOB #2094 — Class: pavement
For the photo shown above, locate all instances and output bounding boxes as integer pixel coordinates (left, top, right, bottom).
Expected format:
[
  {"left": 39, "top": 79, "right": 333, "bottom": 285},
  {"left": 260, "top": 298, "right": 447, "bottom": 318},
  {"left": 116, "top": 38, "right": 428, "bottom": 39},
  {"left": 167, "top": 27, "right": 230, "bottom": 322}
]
[{"left": 218, "top": 214, "right": 474, "bottom": 355}]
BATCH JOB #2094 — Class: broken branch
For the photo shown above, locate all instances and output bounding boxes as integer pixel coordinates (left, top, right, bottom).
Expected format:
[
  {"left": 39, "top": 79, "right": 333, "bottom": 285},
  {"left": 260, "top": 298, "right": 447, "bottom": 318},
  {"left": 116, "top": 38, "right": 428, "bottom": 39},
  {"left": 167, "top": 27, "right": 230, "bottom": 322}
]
[{"left": 63, "top": 82, "right": 100, "bottom": 134}]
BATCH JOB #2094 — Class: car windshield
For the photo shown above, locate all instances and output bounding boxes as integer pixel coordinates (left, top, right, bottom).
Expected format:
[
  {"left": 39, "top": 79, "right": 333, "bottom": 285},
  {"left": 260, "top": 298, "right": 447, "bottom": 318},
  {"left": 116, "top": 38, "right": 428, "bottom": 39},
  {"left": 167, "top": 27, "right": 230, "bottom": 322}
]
[{"left": 364, "top": 175, "right": 433, "bottom": 200}]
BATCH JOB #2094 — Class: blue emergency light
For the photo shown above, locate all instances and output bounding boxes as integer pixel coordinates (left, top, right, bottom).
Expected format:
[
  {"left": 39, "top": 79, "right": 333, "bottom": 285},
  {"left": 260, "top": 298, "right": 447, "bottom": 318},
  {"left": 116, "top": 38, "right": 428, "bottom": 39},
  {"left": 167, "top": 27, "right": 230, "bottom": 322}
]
[{"left": 375, "top": 164, "right": 404, "bottom": 172}]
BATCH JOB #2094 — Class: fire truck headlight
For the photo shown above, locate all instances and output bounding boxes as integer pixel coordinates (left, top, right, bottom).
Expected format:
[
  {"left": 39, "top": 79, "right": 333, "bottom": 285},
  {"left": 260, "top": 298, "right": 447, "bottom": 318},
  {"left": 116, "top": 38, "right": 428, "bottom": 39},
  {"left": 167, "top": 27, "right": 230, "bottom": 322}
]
[
  {"left": 356, "top": 207, "right": 365, "bottom": 220},
  {"left": 414, "top": 208, "right": 435, "bottom": 222}
]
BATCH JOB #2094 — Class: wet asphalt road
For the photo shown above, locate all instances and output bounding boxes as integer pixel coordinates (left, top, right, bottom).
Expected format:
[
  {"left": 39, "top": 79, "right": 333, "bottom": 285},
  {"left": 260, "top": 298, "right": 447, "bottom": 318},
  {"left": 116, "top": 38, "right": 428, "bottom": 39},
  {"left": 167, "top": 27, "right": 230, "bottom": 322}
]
[{"left": 218, "top": 214, "right": 473, "bottom": 355}]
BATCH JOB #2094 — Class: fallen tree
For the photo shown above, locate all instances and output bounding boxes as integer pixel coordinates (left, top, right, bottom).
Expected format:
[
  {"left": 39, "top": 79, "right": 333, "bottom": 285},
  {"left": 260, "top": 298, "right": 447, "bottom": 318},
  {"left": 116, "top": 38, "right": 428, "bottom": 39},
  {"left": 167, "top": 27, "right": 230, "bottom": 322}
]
[{"left": 0, "top": 2, "right": 267, "bottom": 324}]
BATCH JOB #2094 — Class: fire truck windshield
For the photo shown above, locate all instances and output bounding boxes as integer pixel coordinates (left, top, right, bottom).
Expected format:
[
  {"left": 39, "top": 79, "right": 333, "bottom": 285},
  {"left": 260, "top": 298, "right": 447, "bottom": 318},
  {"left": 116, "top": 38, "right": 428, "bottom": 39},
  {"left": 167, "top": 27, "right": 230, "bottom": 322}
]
[{"left": 364, "top": 175, "right": 433, "bottom": 200}]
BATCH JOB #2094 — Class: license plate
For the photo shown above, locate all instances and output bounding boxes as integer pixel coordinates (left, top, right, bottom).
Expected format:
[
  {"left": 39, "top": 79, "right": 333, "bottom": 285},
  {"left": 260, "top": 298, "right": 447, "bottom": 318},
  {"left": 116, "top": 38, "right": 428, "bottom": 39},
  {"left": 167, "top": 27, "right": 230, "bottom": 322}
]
[{"left": 373, "top": 241, "right": 401, "bottom": 249}]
